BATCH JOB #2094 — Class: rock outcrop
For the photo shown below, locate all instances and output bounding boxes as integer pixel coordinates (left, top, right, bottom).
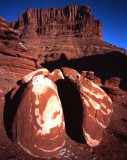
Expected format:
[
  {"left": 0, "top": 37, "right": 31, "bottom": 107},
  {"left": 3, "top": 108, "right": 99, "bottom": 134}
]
[
  {"left": 10, "top": 5, "right": 102, "bottom": 40},
  {"left": 10, "top": 5, "right": 126, "bottom": 64},
  {"left": 0, "top": 4, "right": 127, "bottom": 160},
  {"left": 0, "top": 16, "right": 41, "bottom": 94}
]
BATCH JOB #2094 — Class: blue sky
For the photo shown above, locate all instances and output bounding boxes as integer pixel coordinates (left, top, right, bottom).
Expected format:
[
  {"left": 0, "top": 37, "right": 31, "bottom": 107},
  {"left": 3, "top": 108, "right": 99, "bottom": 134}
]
[{"left": 0, "top": 0, "right": 127, "bottom": 50}]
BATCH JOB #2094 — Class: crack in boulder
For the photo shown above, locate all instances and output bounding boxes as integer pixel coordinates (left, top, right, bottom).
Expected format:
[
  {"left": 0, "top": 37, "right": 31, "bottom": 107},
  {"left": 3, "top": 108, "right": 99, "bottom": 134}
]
[{"left": 4, "top": 67, "right": 113, "bottom": 158}]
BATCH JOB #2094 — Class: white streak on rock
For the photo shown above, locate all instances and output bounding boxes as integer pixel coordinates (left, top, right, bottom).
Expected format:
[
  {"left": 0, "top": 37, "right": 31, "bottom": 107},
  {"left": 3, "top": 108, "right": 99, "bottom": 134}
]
[
  {"left": 101, "top": 103, "right": 107, "bottom": 109},
  {"left": 81, "top": 96, "right": 90, "bottom": 107},
  {"left": 34, "top": 140, "right": 65, "bottom": 152},
  {"left": 19, "top": 42, "right": 27, "bottom": 49},
  {"left": 0, "top": 17, "right": 5, "bottom": 20},
  {"left": 23, "top": 68, "right": 49, "bottom": 83},
  {"left": 35, "top": 108, "right": 39, "bottom": 116},
  {"left": 99, "top": 109, "right": 107, "bottom": 115},
  {"left": 107, "top": 95, "right": 112, "bottom": 103},
  {"left": 36, "top": 95, "right": 63, "bottom": 135},
  {"left": 81, "top": 85, "right": 104, "bottom": 99},
  {"left": 18, "top": 141, "right": 38, "bottom": 158},
  {"left": 107, "top": 109, "right": 112, "bottom": 114},
  {"left": 88, "top": 114, "right": 106, "bottom": 128},
  {"left": 88, "top": 97, "right": 100, "bottom": 110},
  {"left": 96, "top": 120, "right": 106, "bottom": 128},
  {"left": 90, "top": 80, "right": 103, "bottom": 90},
  {"left": 90, "top": 80, "right": 112, "bottom": 104},
  {"left": 100, "top": 104, "right": 112, "bottom": 115},
  {"left": 83, "top": 130, "right": 101, "bottom": 147},
  {"left": 81, "top": 90, "right": 111, "bottom": 114},
  {"left": 50, "top": 135, "right": 59, "bottom": 140},
  {"left": 32, "top": 75, "right": 56, "bottom": 105}
]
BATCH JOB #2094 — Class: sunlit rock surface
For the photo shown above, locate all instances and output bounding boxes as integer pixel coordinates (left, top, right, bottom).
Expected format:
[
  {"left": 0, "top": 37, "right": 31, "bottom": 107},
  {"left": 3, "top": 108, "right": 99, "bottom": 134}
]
[
  {"left": 0, "top": 4, "right": 127, "bottom": 159},
  {"left": 11, "top": 67, "right": 113, "bottom": 158},
  {"left": 12, "top": 72, "right": 65, "bottom": 158}
]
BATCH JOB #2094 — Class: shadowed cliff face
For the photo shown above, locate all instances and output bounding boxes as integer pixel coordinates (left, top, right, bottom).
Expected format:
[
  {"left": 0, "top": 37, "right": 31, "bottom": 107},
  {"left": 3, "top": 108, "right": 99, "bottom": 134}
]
[{"left": 43, "top": 51, "right": 127, "bottom": 91}]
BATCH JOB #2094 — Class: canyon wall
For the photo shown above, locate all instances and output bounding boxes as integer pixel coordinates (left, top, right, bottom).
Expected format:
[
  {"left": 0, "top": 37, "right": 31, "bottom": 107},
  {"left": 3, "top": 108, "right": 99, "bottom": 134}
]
[{"left": 10, "top": 5, "right": 102, "bottom": 40}]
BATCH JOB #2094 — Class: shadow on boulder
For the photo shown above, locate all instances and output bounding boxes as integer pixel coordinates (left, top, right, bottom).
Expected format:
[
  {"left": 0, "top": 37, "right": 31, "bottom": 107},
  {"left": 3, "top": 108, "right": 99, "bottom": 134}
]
[
  {"left": 3, "top": 84, "right": 26, "bottom": 141},
  {"left": 56, "top": 79, "right": 85, "bottom": 143}
]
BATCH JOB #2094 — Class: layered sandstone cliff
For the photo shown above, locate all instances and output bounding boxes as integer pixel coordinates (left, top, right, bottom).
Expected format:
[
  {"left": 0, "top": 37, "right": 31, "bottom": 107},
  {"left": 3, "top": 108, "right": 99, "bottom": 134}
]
[
  {"left": 10, "top": 5, "right": 102, "bottom": 39},
  {"left": 0, "top": 16, "right": 41, "bottom": 94},
  {"left": 10, "top": 5, "right": 126, "bottom": 64},
  {"left": 0, "top": 4, "right": 127, "bottom": 160}
]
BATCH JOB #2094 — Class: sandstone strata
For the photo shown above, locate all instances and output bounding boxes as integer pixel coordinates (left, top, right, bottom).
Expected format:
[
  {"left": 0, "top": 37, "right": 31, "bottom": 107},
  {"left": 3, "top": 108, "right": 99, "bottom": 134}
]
[
  {"left": 10, "top": 5, "right": 126, "bottom": 64},
  {"left": 0, "top": 4, "right": 127, "bottom": 160},
  {"left": 0, "top": 16, "right": 41, "bottom": 94},
  {"left": 10, "top": 5, "right": 102, "bottom": 40}
]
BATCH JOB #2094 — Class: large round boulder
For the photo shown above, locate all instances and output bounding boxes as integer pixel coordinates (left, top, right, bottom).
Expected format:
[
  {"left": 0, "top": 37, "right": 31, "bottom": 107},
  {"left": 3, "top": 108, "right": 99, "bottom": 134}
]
[
  {"left": 62, "top": 67, "right": 113, "bottom": 147},
  {"left": 12, "top": 70, "right": 65, "bottom": 158}
]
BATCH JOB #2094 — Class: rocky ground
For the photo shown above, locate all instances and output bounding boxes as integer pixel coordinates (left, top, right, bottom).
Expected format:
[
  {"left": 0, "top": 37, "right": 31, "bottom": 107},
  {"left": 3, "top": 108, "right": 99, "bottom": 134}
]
[
  {"left": 0, "top": 69, "right": 127, "bottom": 160},
  {"left": 0, "top": 4, "right": 127, "bottom": 159}
]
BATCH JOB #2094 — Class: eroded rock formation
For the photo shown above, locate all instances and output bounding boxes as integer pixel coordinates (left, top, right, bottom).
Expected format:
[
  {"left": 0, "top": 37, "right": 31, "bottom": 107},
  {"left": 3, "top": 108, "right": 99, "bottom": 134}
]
[
  {"left": 10, "top": 5, "right": 102, "bottom": 40},
  {"left": 10, "top": 5, "right": 127, "bottom": 64},
  {"left": 0, "top": 16, "right": 41, "bottom": 94},
  {"left": 10, "top": 68, "right": 113, "bottom": 158},
  {"left": 0, "top": 4, "right": 127, "bottom": 160}
]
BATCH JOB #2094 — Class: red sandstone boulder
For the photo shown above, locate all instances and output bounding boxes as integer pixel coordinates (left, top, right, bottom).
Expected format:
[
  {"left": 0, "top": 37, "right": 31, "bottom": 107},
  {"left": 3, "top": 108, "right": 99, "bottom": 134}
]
[
  {"left": 47, "top": 69, "right": 64, "bottom": 82},
  {"left": 12, "top": 73, "right": 65, "bottom": 158},
  {"left": 11, "top": 67, "right": 113, "bottom": 159},
  {"left": 62, "top": 67, "right": 113, "bottom": 147},
  {"left": 21, "top": 68, "right": 50, "bottom": 83}
]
